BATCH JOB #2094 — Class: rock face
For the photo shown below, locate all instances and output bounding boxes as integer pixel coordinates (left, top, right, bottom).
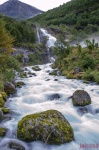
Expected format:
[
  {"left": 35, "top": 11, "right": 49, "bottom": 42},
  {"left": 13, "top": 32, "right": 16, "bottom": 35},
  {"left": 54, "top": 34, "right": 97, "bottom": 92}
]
[
  {"left": 4, "top": 82, "right": 17, "bottom": 94},
  {"left": 17, "top": 110, "right": 74, "bottom": 144},
  {"left": 72, "top": 90, "right": 91, "bottom": 106}
]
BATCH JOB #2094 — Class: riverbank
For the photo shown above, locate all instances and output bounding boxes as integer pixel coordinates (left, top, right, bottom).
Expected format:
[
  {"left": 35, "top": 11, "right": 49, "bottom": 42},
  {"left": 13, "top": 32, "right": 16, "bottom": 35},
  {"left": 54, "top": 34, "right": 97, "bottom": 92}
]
[{"left": 0, "top": 63, "right": 99, "bottom": 150}]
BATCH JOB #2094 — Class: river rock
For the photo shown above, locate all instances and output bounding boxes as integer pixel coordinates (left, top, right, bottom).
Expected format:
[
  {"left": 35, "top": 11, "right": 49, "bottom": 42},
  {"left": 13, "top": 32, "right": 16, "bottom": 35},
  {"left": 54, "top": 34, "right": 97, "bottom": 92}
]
[
  {"left": 8, "top": 142, "right": 25, "bottom": 150},
  {"left": 1, "top": 107, "right": 10, "bottom": 114},
  {"left": 17, "top": 110, "right": 74, "bottom": 144},
  {"left": 49, "top": 94, "right": 61, "bottom": 100},
  {"left": 72, "top": 90, "right": 91, "bottom": 106},
  {"left": 74, "top": 67, "right": 82, "bottom": 74},
  {"left": 0, "top": 127, "right": 7, "bottom": 137},
  {"left": 32, "top": 66, "right": 41, "bottom": 71},
  {"left": 16, "top": 81, "right": 25, "bottom": 88},
  {"left": 77, "top": 107, "right": 89, "bottom": 115},
  {"left": 1, "top": 92, "right": 7, "bottom": 101},
  {"left": 4, "top": 82, "right": 17, "bottom": 95},
  {"left": 0, "top": 109, "right": 3, "bottom": 121}
]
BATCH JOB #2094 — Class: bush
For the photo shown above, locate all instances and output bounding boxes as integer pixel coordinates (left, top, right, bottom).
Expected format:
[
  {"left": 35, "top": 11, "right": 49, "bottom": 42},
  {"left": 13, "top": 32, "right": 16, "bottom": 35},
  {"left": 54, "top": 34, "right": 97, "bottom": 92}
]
[
  {"left": 5, "top": 56, "right": 20, "bottom": 71},
  {"left": 81, "top": 55, "right": 96, "bottom": 69},
  {"left": 3, "top": 69, "right": 15, "bottom": 82}
]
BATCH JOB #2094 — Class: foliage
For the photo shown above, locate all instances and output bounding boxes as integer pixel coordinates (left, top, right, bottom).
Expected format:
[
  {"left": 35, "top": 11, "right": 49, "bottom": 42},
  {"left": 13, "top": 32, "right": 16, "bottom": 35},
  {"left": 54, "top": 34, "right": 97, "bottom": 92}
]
[
  {"left": 0, "top": 15, "right": 36, "bottom": 47},
  {"left": 30, "top": 0, "right": 99, "bottom": 42},
  {"left": 52, "top": 39, "right": 99, "bottom": 84}
]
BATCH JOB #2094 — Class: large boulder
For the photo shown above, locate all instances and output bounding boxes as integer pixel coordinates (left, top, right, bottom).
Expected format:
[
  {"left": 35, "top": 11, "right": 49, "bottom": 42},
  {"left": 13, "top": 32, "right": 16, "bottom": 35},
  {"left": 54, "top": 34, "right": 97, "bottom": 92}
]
[
  {"left": 17, "top": 110, "right": 74, "bottom": 144},
  {"left": 0, "top": 109, "right": 3, "bottom": 121},
  {"left": 72, "top": 90, "right": 91, "bottom": 106},
  {"left": 4, "top": 82, "right": 17, "bottom": 95}
]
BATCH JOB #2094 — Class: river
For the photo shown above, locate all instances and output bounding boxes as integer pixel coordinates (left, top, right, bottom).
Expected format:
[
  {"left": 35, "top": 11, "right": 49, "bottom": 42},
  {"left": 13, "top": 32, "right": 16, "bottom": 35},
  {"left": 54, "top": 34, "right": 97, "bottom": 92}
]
[{"left": 0, "top": 29, "right": 99, "bottom": 150}]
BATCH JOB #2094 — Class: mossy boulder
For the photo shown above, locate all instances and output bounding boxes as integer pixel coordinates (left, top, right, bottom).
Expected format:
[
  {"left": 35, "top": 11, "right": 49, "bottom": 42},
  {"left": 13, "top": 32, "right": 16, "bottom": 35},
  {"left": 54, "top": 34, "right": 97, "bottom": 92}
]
[
  {"left": 20, "top": 72, "right": 27, "bottom": 78},
  {"left": 1, "top": 107, "right": 10, "bottom": 114},
  {"left": 4, "top": 82, "right": 17, "bottom": 95},
  {"left": 0, "top": 109, "right": 3, "bottom": 121},
  {"left": 0, "top": 127, "right": 7, "bottom": 137},
  {"left": 17, "top": 110, "right": 74, "bottom": 144},
  {"left": 72, "top": 90, "right": 91, "bottom": 106},
  {"left": 32, "top": 66, "right": 41, "bottom": 71},
  {"left": 1, "top": 92, "right": 7, "bottom": 101},
  {"left": 0, "top": 94, "right": 5, "bottom": 107}
]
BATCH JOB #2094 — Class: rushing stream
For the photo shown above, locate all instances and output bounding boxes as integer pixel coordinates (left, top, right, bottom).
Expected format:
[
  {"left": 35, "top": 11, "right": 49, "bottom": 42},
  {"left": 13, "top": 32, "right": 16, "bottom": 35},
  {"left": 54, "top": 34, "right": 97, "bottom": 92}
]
[{"left": 0, "top": 29, "right": 99, "bottom": 150}]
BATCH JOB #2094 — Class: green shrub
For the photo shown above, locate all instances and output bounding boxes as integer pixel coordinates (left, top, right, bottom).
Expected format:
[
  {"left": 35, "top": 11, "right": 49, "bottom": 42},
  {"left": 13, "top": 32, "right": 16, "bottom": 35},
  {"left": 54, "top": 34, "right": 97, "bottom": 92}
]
[
  {"left": 3, "top": 69, "right": 15, "bottom": 82},
  {"left": 5, "top": 56, "right": 20, "bottom": 71},
  {"left": 81, "top": 55, "right": 96, "bottom": 69}
]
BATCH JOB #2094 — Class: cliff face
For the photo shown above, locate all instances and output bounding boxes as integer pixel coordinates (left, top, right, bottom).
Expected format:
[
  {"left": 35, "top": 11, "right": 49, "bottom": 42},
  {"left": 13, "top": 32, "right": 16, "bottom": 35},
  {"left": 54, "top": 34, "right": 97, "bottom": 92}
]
[{"left": 0, "top": 0, "right": 43, "bottom": 20}]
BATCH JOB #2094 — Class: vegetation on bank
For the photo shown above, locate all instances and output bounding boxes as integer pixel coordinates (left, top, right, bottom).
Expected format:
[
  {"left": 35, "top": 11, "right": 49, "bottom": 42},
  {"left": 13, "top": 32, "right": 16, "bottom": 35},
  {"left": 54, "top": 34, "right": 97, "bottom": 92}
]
[
  {"left": 52, "top": 38, "right": 99, "bottom": 84},
  {"left": 30, "top": 0, "right": 99, "bottom": 41},
  {"left": 0, "top": 14, "right": 49, "bottom": 92}
]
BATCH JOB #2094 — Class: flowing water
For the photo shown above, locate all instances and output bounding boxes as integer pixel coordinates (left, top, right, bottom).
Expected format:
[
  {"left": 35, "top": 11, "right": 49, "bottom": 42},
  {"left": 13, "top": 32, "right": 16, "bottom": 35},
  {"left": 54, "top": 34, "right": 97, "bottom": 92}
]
[{"left": 0, "top": 29, "right": 99, "bottom": 150}]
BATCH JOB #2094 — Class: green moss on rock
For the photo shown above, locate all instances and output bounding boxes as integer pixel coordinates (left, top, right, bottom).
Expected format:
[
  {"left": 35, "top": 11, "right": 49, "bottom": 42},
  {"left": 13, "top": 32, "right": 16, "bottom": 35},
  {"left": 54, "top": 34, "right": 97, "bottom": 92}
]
[
  {"left": 16, "top": 81, "right": 25, "bottom": 88},
  {"left": 72, "top": 90, "right": 91, "bottom": 106},
  {"left": 17, "top": 110, "right": 74, "bottom": 144},
  {"left": 1, "top": 107, "right": 10, "bottom": 114},
  {"left": 32, "top": 66, "right": 41, "bottom": 71},
  {"left": 20, "top": 72, "right": 27, "bottom": 78},
  {"left": 0, "top": 127, "right": 7, "bottom": 137},
  {"left": 0, "top": 94, "right": 5, "bottom": 107},
  {"left": 1, "top": 92, "right": 7, "bottom": 101}
]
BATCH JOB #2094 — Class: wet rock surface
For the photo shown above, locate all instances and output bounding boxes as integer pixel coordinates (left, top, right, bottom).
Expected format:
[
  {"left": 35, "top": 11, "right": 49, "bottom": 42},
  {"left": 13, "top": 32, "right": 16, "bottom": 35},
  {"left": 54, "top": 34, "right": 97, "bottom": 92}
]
[
  {"left": 49, "top": 94, "right": 61, "bottom": 100},
  {"left": 8, "top": 142, "right": 25, "bottom": 150}
]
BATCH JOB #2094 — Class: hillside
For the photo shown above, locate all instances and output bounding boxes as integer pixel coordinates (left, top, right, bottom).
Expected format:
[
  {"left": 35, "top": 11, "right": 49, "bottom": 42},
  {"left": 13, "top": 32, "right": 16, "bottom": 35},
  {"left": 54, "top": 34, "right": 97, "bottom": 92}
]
[
  {"left": 0, "top": 0, "right": 43, "bottom": 20},
  {"left": 31, "top": 0, "right": 99, "bottom": 41}
]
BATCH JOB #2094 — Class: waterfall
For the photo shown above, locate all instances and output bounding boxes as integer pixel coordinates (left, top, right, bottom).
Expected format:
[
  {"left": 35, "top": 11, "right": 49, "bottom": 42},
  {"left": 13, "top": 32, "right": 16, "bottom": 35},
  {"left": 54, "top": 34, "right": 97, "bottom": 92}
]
[
  {"left": 40, "top": 28, "right": 56, "bottom": 63},
  {"left": 36, "top": 26, "right": 41, "bottom": 44}
]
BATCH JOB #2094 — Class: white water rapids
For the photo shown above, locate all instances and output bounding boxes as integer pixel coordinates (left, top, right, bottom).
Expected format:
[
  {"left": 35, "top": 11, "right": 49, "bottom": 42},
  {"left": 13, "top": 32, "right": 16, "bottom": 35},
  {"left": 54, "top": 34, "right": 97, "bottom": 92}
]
[{"left": 0, "top": 29, "right": 99, "bottom": 150}]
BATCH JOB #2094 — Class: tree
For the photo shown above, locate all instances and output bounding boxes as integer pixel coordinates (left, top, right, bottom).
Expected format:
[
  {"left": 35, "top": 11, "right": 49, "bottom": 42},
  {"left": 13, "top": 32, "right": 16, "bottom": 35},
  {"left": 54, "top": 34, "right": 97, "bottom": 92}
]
[
  {"left": 0, "top": 19, "right": 13, "bottom": 55},
  {"left": 0, "top": 19, "right": 14, "bottom": 70}
]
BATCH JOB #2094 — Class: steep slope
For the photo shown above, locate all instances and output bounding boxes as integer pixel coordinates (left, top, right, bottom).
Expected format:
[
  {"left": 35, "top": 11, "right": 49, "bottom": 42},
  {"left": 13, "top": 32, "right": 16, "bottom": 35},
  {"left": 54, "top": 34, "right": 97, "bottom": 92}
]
[
  {"left": 31, "top": 0, "right": 99, "bottom": 35},
  {"left": 0, "top": 0, "right": 43, "bottom": 20}
]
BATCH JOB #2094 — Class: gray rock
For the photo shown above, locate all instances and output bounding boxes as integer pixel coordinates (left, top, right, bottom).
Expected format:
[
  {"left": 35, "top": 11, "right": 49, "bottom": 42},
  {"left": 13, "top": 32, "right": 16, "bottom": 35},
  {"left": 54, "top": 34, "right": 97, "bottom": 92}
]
[
  {"left": 57, "top": 70, "right": 62, "bottom": 75},
  {"left": 74, "top": 68, "right": 82, "bottom": 74},
  {"left": 49, "top": 94, "right": 61, "bottom": 100},
  {"left": 8, "top": 142, "right": 25, "bottom": 150},
  {"left": 4, "top": 82, "right": 17, "bottom": 95},
  {"left": 72, "top": 90, "right": 91, "bottom": 106}
]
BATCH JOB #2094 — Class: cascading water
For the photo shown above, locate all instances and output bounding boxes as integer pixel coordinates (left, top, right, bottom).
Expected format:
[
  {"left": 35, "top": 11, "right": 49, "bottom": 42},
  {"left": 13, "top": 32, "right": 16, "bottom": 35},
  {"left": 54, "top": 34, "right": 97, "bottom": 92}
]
[
  {"left": 40, "top": 28, "right": 56, "bottom": 63},
  {"left": 0, "top": 30, "right": 99, "bottom": 150}
]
